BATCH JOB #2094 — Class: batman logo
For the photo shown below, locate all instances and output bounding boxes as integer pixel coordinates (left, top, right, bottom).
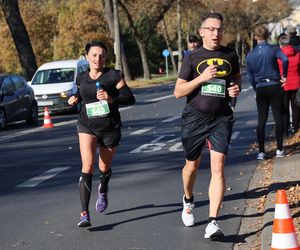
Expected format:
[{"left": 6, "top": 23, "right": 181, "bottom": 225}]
[{"left": 196, "top": 58, "right": 232, "bottom": 77}]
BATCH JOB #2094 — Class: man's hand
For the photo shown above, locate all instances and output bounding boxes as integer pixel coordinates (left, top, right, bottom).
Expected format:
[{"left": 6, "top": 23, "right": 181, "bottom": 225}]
[
  {"left": 228, "top": 82, "right": 240, "bottom": 97},
  {"left": 280, "top": 77, "right": 286, "bottom": 87}
]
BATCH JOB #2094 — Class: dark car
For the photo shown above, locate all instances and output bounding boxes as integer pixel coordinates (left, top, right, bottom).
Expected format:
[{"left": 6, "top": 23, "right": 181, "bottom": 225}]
[{"left": 0, "top": 74, "right": 38, "bottom": 129}]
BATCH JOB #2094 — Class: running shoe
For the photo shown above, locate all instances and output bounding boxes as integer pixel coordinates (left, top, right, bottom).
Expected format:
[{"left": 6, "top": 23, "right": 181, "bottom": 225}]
[
  {"left": 181, "top": 195, "right": 195, "bottom": 227},
  {"left": 257, "top": 152, "right": 265, "bottom": 160},
  {"left": 77, "top": 211, "right": 91, "bottom": 227},
  {"left": 95, "top": 183, "right": 108, "bottom": 213},
  {"left": 204, "top": 220, "right": 224, "bottom": 240},
  {"left": 276, "top": 150, "right": 285, "bottom": 158}
]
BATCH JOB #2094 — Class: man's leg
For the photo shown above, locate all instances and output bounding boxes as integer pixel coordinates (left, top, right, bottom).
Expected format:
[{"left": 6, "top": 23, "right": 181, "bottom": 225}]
[
  {"left": 204, "top": 150, "right": 226, "bottom": 240},
  {"left": 208, "top": 150, "right": 226, "bottom": 218},
  {"left": 181, "top": 157, "right": 200, "bottom": 227},
  {"left": 182, "top": 158, "right": 200, "bottom": 200}
]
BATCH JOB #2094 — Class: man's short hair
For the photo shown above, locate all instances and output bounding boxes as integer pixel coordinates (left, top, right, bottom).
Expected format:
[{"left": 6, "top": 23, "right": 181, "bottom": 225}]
[
  {"left": 189, "top": 35, "right": 199, "bottom": 43},
  {"left": 287, "top": 25, "right": 297, "bottom": 36},
  {"left": 254, "top": 25, "right": 269, "bottom": 40},
  {"left": 201, "top": 12, "right": 224, "bottom": 25}
]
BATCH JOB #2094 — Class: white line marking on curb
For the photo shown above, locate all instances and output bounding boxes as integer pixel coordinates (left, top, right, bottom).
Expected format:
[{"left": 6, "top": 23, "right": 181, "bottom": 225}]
[{"left": 161, "top": 116, "right": 180, "bottom": 123}]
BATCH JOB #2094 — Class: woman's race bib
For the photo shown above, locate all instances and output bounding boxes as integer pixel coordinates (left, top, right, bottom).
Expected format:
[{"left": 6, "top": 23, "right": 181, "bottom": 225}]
[
  {"left": 201, "top": 78, "right": 226, "bottom": 98},
  {"left": 86, "top": 101, "right": 110, "bottom": 118}
]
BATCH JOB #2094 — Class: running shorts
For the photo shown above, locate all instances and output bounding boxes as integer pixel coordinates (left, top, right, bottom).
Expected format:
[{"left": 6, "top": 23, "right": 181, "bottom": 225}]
[
  {"left": 181, "top": 104, "right": 234, "bottom": 161},
  {"left": 77, "top": 119, "right": 121, "bottom": 148}
]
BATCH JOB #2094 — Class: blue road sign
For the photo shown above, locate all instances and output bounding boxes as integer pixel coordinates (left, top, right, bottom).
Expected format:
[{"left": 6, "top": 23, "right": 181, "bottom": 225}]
[{"left": 162, "top": 49, "right": 170, "bottom": 57}]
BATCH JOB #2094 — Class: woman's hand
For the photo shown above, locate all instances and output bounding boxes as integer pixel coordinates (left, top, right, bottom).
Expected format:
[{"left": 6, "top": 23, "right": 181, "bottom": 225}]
[
  {"left": 68, "top": 95, "right": 78, "bottom": 105},
  {"left": 96, "top": 90, "right": 113, "bottom": 103}
]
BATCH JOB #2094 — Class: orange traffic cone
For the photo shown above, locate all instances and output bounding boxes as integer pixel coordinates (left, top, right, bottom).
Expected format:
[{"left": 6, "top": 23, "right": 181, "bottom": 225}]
[
  {"left": 43, "top": 107, "right": 54, "bottom": 128},
  {"left": 271, "top": 190, "right": 300, "bottom": 250}
]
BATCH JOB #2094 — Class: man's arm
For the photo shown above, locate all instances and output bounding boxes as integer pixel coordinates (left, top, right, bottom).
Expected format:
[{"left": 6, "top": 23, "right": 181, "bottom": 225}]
[{"left": 174, "top": 65, "right": 218, "bottom": 98}]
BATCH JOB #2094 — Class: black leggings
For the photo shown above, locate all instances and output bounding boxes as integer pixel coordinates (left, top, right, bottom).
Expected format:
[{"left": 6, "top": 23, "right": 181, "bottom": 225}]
[
  {"left": 256, "top": 84, "right": 284, "bottom": 152},
  {"left": 283, "top": 89, "right": 300, "bottom": 132}
]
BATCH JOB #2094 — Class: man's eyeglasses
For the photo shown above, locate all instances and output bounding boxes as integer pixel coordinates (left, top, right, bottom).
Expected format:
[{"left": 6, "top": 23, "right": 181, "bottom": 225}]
[{"left": 202, "top": 27, "right": 224, "bottom": 34}]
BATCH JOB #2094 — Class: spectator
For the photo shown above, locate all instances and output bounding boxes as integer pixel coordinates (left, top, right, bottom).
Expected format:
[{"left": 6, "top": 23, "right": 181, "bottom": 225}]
[
  {"left": 278, "top": 33, "right": 300, "bottom": 135},
  {"left": 246, "top": 25, "right": 288, "bottom": 160},
  {"left": 287, "top": 25, "right": 300, "bottom": 50},
  {"left": 183, "top": 34, "right": 201, "bottom": 57}
]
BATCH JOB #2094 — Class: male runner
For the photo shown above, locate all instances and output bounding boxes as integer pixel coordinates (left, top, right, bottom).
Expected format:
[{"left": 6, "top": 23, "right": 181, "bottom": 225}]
[{"left": 174, "top": 12, "right": 241, "bottom": 240}]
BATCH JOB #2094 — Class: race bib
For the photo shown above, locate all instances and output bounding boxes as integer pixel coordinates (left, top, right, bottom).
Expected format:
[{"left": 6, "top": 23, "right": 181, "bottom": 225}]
[
  {"left": 86, "top": 101, "right": 110, "bottom": 118},
  {"left": 201, "top": 78, "right": 226, "bottom": 98}
]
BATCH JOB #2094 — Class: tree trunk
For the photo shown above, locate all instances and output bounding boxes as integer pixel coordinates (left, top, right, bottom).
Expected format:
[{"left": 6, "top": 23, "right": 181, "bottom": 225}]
[
  {"left": 161, "top": 18, "right": 177, "bottom": 74},
  {"left": 177, "top": 0, "right": 183, "bottom": 73},
  {"left": 102, "top": 0, "right": 132, "bottom": 80},
  {"left": 136, "top": 40, "right": 151, "bottom": 79},
  {"left": 112, "top": 0, "right": 122, "bottom": 70},
  {"left": 1, "top": 0, "right": 37, "bottom": 80}
]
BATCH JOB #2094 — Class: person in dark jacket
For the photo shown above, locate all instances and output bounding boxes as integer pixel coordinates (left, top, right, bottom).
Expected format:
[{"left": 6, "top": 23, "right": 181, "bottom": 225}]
[
  {"left": 246, "top": 25, "right": 288, "bottom": 160},
  {"left": 278, "top": 33, "right": 300, "bottom": 135}
]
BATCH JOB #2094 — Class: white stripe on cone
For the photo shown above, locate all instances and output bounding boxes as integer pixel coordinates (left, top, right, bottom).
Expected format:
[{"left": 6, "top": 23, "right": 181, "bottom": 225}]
[
  {"left": 274, "top": 204, "right": 291, "bottom": 219},
  {"left": 271, "top": 233, "right": 299, "bottom": 248}
]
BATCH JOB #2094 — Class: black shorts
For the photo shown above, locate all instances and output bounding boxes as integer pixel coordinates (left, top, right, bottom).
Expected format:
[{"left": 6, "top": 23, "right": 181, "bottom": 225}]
[
  {"left": 181, "top": 104, "right": 234, "bottom": 161},
  {"left": 77, "top": 119, "right": 121, "bottom": 148}
]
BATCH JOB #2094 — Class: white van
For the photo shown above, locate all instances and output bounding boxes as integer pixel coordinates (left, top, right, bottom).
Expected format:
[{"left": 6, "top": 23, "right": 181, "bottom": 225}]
[{"left": 29, "top": 59, "right": 89, "bottom": 112}]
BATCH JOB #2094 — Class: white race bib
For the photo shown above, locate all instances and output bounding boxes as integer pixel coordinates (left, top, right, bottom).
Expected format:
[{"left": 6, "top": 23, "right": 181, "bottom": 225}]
[
  {"left": 201, "top": 78, "right": 226, "bottom": 98},
  {"left": 86, "top": 101, "right": 110, "bottom": 118}
]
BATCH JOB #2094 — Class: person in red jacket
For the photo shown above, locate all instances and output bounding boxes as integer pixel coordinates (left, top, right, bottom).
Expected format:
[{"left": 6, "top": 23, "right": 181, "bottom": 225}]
[{"left": 278, "top": 33, "right": 300, "bottom": 135}]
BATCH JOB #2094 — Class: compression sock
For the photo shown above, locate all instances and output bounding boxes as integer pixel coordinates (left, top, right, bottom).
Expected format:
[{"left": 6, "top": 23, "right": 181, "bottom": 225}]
[
  {"left": 79, "top": 172, "right": 92, "bottom": 212},
  {"left": 99, "top": 169, "right": 111, "bottom": 193}
]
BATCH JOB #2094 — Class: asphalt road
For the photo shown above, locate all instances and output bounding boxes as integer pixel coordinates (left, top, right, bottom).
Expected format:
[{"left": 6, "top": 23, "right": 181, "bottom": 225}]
[{"left": 0, "top": 78, "right": 268, "bottom": 250}]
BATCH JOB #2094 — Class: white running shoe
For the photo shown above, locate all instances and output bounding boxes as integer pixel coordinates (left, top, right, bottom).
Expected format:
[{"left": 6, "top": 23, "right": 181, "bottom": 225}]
[
  {"left": 276, "top": 149, "right": 285, "bottom": 158},
  {"left": 204, "top": 220, "right": 224, "bottom": 240},
  {"left": 181, "top": 195, "right": 195, "bottom": 227},
  {"left": 257, "top": 152, "right": 265, "bottom": 160}
]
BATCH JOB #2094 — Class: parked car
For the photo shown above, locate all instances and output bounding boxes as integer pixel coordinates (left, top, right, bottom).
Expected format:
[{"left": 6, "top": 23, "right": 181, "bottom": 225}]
[
  {"left": 29, "top": 59, "right": 89, "bottom": 113},
  {"left": 0, "top": 74, "right": 38, "bottom": 129}
]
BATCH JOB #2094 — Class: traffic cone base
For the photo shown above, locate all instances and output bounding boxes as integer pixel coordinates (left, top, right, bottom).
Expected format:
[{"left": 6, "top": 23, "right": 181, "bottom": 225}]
[
  {"left": 271, "top": 190, "right": 300, "bottom": 250},
  {"left": 43, "top": 107, "right": 54, "bottom": 128}
]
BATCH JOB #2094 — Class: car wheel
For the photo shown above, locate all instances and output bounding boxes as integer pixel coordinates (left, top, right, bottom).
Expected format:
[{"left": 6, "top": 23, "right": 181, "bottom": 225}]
[
  {"left": 26, "top": 102, "right": 38, "bottom": 124},
  {"left": 0, "top": 109, "right": 7, "bottom": 129}
]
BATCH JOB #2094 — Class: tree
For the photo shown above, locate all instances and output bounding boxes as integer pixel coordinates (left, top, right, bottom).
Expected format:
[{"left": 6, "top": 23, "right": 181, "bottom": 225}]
[
  {"left": 119, "top": 0, "right": 174, "bottom": 79},
  {"left": 102, "top": 0, "right": 132, "bottom": 80},
  {"left": 0, "top": 0, "right": 37, "bottom": 80}
]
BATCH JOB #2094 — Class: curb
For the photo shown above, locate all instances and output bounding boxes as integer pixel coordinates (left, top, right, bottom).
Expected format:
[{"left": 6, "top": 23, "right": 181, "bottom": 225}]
[{"left": 260, "top": 153, "right": 300, "bottom": 249}]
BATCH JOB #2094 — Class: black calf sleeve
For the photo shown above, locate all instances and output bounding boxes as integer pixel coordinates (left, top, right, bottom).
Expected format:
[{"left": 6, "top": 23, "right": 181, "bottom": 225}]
[
  {"left": 114, "top": 85, "right": 135, "bottom": 105},
  {"left": 99, "top": 169, "right": 111, "bottom": 193},
  {"left": 79, "top": 172, "right": 92, "bottom": 212}
]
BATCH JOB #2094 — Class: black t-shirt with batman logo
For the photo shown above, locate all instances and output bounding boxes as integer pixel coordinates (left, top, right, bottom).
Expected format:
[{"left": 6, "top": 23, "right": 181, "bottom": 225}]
[
  {"left": 178, "top": 45, "right": 240, "bottom": 115},
  {"left": 76, "top": 68, "right": 123, "bottom": 131}
]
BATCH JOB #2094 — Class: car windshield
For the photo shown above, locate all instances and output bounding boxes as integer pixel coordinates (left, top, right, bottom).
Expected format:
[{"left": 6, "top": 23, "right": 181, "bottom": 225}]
[{"left": 31, "top": 68, "right": 75, "bottom": 84}]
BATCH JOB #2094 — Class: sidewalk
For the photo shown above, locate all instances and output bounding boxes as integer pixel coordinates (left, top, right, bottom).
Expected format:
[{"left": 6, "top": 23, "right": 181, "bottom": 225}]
[{"left": 260, "top": 151, "right": 300, "bottom": 249}]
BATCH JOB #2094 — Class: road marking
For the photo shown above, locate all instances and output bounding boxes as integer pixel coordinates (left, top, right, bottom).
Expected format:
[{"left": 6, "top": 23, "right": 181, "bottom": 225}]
[
  {"left": 161, "top": 116, "right": 180, "bottom": 123},
  {"left": 231, "top": 131, "right": 240, "bottom": 140},
  {"left": 146, "top": 94, "right": 174, "bottom": 102},
  {"left": 130, "top": 127, "right": 155, "bottom": 135},
  {"left": 120, "top": 106, "right": 132, "bottom": 111},
  {"left": 16, "top": 167, "right": 70, "bottom": 188},
  {"left": 241, "top": 87, "right": 252, "bottom": 92}
]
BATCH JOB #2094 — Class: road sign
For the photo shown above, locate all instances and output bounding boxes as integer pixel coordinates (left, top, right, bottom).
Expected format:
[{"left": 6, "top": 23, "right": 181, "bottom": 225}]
[{"left": 162, "top": 49, "right": 170, "bottom": 57}]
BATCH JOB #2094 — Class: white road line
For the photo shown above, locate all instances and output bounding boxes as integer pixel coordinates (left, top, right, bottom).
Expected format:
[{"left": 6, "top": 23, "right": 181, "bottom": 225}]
[
  {"left": 146, "top": 94, "right": 174, "bottom": 102},
  {"left": 120, "top": 106, "right": 132, "bottom": 111},
  {"left": 16, "top": 167, "right": 70, "bottom": 188},
  {"left": 130, "top": 127, "right": 155, "bottom": 135},
  {"left": 231, "top": 131, "right": 240, "bottom": 140},
  {"left": 161, "top": 116, "right": 180, "bottom": 123},
  {"left": 241, "top": 87, "right": 252, "bottom": 92}
]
